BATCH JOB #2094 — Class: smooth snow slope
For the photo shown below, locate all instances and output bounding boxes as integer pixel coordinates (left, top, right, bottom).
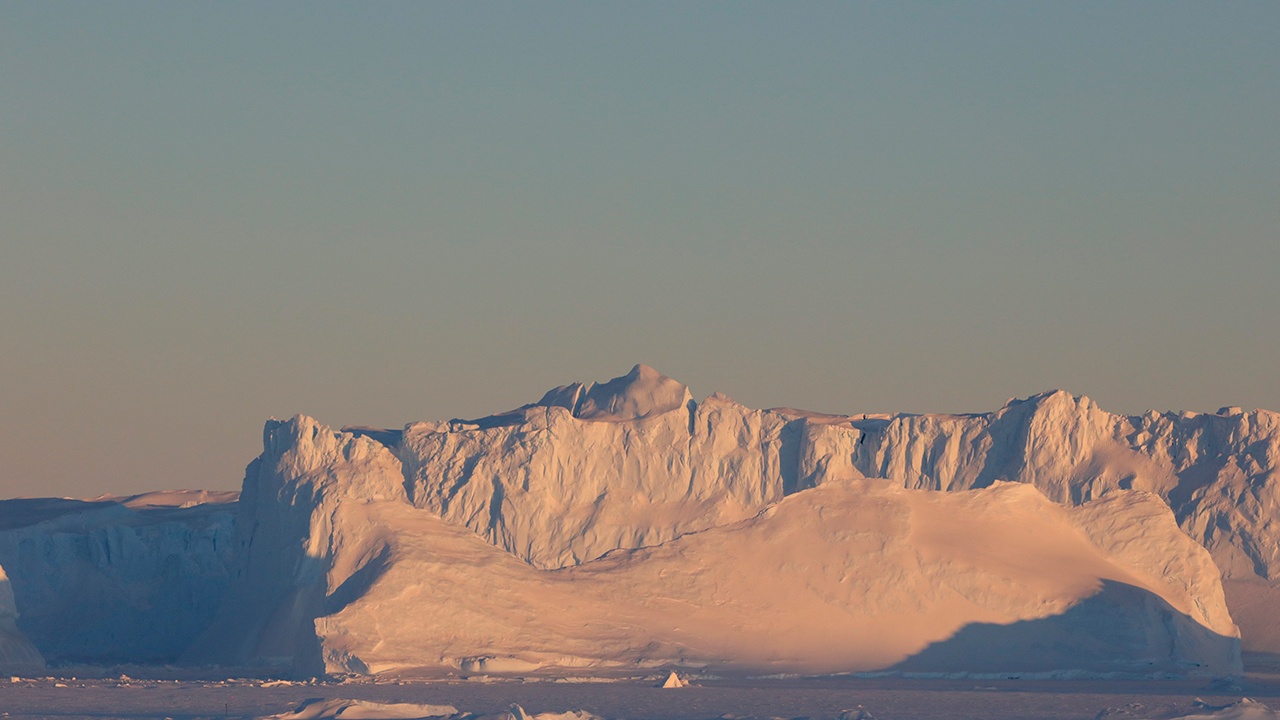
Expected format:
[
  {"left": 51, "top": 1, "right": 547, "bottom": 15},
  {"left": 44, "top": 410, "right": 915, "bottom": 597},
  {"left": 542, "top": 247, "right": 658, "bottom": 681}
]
[
  {"left": 532, "top": 362, "right": 694, "bottom": 422},
  {"left": 193, "top": 411, "right": 1239, "bottom": 677},
  {"left": 316, "top": 481, "right": 1238, "bottom": 677}
]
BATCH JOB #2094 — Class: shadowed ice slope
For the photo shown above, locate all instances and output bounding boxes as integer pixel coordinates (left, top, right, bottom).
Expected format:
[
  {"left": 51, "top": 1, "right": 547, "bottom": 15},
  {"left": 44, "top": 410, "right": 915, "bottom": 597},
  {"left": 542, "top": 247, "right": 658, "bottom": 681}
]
[
  {"left": 0, "top": 564, "right": 43, "bottom": 671},
  {"left": 190, "top": 408, "right": 1239, "bottom": 676},
  {"left": 185, "top": 417, "right": 409, "bottom": 673},
  {"left": 0, "top": 492, "right": 236, "bottom": 663}
]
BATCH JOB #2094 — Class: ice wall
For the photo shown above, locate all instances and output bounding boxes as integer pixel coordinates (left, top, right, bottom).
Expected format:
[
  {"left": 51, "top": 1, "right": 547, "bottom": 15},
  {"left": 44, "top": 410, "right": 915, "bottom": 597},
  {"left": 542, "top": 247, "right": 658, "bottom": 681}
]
[
  {"left": 0, "top": 563, "right": 43, "bottom": 671},
  {"left": 0, "top": 493, "right": 236, "bottom": 663},
  {"left": 185, "top": 415, "right": 407, "bottom": 673},
  {"left": 397, "top": 370, "right": 1280, "bottom": 583},
  {"left": 401, "top": 389, "right": 797, "bottom": 569},
  {"left": 800, "top": 391, "right": 1280, "bottom": 581},
  {"left": 217, "top": 424, "right": 1243, "bottom": 676}
]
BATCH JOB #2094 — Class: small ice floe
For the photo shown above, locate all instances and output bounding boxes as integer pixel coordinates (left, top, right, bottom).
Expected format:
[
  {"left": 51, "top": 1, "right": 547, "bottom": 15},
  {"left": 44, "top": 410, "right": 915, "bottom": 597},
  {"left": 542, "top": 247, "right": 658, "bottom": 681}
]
[
  {"left": 520, "top": 712, "right": 601, "bottom": 720},
  {"left": 1097, "top": 698, "right": 1280, "bottom": 720},
  {"left": 1169, "top": 698, "right": 1280, "bottom": 720},
  {"left": 837, "top": 706, "right": 876, "bottom": 720},
  {"left": 480, "top": 707, "right": 602, "bottom": 720},
  {"left": 261, "top": 697, "right": 461, "bottom": 719}
]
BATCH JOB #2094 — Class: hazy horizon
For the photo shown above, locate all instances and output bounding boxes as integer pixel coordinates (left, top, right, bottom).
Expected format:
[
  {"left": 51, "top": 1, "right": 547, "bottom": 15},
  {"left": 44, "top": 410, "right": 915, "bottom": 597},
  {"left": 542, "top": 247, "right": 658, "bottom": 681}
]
[{"left": 3, "top": 2, "right": 1278, "bottom": 497}]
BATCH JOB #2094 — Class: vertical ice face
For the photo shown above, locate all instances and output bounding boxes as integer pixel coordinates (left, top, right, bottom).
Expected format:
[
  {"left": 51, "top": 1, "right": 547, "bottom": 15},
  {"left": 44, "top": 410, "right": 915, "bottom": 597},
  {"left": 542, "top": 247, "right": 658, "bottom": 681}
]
[
  {"left": 0, "top": 494, "right": 235, "bottom": 665},
  {"left": 185, "top": 414, "right": 408, "bottom": 673},
  {"left": 0, "top": 563, "right": 46, "bottom": 670},
  {"left": 308, "top": 480, "right": 1241, "bottom": 677},
  {"left": 829, "top": 392, "right": 1280, "bottom": 580},
  {"left": 397, "top": 373, "right": 1280, "bottom": 583},
  {"left": 400, "top": 391, "right": 798, "bottom": 569}
]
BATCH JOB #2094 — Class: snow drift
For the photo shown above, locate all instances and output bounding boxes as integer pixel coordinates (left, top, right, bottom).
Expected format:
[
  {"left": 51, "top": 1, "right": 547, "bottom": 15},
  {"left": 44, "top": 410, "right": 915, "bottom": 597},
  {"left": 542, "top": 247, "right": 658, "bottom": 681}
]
[{"left": 392, "top": 369, "right": 1280, "bottom": 582}]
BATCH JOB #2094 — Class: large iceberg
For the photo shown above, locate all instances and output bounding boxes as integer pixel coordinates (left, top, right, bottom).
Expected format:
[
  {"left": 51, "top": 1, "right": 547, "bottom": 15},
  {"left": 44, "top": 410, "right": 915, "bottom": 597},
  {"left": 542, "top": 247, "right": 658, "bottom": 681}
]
[
  {"left": 4, "top": 365, "right": 1275, "bottom": 676},
  {"left": 187, "top": 366, "right": 1249, "bottom": 676}
]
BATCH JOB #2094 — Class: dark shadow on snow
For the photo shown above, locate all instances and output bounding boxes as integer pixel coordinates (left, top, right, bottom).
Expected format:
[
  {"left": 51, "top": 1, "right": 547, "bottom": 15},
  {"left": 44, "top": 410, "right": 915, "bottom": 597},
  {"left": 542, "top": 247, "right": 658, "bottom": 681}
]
[
  {"left": 888, "top": 580, "right": 1240, "bottom": 677},
  {"left": 341, "top": 426, "right": 405, "bottom": 448},
  {"left": 0, "top": 498, "right": 120, "bottom": 531},
  {"left": 322, "top": 544, "right": 391, "bottom": 617}
]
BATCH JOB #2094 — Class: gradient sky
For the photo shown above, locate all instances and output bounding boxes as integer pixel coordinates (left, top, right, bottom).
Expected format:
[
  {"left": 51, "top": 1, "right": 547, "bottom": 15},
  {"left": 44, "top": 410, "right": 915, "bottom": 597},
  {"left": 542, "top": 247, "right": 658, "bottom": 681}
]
[{"left": 2, "top": 2, "right": 1278, "bottom": 497}]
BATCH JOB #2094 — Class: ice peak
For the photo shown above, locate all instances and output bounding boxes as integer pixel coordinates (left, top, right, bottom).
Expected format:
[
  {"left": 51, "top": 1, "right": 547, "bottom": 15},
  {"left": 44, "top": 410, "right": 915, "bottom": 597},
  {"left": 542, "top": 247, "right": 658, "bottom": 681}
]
[
  {"left": 996, "top": 390, "right": 1097, "bottom": 418},
  {"left": 535, "top": 364, "right": 692, "bottom": 422}
]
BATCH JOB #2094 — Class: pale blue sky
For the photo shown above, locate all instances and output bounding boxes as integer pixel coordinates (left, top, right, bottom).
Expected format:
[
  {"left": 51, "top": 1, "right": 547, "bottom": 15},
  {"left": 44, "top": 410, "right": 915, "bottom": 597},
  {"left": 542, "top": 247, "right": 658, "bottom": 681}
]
[{"left": 2, "top": 2, "right": 1278, "bottom": 496}]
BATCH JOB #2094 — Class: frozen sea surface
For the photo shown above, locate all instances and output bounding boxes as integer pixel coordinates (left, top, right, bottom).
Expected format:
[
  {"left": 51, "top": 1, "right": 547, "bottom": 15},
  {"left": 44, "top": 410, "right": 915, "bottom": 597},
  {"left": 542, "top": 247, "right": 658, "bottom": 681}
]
[{"left": 2, "top": 671, "right": 1280, "bottom": 720}]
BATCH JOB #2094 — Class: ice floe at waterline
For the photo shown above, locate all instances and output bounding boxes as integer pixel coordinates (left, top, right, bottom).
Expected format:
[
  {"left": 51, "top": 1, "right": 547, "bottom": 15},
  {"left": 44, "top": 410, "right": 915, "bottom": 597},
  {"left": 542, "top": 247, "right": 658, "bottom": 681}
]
[{"left": 261, "top": 700, "right": 604, "bottom": 720}]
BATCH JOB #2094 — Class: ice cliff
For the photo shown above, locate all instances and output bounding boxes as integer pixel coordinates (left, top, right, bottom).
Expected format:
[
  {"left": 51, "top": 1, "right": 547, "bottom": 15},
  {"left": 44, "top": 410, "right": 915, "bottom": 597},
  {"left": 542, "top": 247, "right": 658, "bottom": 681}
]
[
  {"left": 400, "top": 380, "right": 792, "bottom": 569},
  {"left": 184, "top": 417, "right": 407, "bottom": 672},
  {"left": 391, "top": 368, "right": 1280, "bottom": 585},
  {"left": 0, "top": 492, "right": 236, "bottom": 663},
  {"left": 814, "top": 392, "right": 1280, "bottom": 582},
  {"left": 0, "top": 563, "right": 43, "bottom": 671}
]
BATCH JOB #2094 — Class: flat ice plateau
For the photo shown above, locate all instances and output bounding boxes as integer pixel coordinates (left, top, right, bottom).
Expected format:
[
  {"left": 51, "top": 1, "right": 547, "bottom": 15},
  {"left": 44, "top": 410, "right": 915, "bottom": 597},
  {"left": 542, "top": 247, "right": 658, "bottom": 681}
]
[{"left": 3, "top": 365, "right": 1280, "bottom": 717}]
